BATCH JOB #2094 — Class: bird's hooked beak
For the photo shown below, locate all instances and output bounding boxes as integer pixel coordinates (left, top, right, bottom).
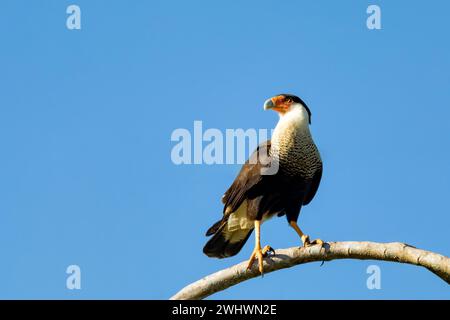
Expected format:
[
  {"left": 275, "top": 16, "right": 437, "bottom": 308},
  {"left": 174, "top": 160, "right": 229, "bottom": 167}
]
[
  {"left": 264, "top": 98, "right": 275, "bottom": 110},
  {"left": 264, "top": 95, "right": 287, "bottom": 114}
]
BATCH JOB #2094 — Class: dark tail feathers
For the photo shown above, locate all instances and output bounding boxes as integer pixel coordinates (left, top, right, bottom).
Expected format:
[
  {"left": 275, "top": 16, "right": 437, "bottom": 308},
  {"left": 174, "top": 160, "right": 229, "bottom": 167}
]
[{"left": 203, "top": 219, "right": 253, "bottom": 259}]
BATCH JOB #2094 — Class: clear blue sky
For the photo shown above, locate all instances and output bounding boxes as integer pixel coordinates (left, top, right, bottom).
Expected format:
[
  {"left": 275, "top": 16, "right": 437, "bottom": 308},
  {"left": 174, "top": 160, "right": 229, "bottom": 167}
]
[{"left": 0, "top": 0, "right": 449, "bottom": 299}]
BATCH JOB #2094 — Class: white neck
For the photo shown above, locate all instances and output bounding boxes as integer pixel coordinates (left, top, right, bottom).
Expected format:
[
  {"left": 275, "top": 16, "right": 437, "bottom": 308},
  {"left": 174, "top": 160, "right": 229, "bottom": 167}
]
[
  {"left": 274, "top": 103, "right": 310, "bottom": 135},
  {"left": 269, "top": 103, "right": 321, "bottom": 177}
]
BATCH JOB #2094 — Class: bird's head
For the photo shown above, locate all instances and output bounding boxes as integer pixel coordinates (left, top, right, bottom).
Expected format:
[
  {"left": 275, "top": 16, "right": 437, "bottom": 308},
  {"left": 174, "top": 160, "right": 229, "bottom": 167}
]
[{"left": 264, "top": 94, "right": 312, "bottom": 124}]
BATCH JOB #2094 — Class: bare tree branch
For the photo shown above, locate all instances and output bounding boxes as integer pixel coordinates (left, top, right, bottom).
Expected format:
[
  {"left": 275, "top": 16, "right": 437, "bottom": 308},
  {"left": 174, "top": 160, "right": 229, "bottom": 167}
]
[{"left": 170, "top": 241, "right": 450, "bottom": 300}]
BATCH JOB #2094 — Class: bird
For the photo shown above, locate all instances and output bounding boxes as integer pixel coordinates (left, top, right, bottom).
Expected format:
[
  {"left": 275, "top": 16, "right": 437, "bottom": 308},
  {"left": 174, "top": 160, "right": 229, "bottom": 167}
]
[{"left": 203, "top": 94, "right": 323, "bottom": 275}]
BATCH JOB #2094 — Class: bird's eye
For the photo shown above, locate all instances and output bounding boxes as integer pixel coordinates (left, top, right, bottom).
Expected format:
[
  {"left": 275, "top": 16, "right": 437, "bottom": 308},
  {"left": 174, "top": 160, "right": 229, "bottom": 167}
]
[{"left": 286, "top": 99, "right": 292, "bottom": 104}]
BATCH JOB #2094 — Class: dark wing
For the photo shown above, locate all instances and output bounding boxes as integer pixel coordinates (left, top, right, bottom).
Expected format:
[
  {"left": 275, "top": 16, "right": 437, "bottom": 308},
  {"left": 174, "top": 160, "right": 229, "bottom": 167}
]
[
  {"left": 303, "top": 164, "right": 322, "bottom": 205},
  {"left": 221, "top": 140, "right": 272, "bottom": 215}
]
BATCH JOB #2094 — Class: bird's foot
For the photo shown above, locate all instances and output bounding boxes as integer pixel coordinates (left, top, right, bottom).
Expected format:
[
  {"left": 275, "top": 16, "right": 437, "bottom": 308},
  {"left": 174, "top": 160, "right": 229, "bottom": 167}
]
[
  {"left": 301, "top": 235, "right": 324, "bottom": 247},
  {"left": 246, "top": 245, "right": 274, "bottom": 276}
]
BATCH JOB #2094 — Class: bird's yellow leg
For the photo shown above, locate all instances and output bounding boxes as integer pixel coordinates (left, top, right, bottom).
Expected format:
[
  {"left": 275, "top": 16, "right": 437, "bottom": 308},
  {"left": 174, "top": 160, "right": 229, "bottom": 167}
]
[
  {"left": 289, "top": 221, "right": 323, "bottom": 247},
  {"left": 246, "top": 220, "right": 273, "bottom": 276}
]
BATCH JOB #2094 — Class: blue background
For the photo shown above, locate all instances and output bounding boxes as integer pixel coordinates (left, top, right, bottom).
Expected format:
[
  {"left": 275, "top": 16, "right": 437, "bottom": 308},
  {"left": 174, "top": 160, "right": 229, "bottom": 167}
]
[{"left": 0, "top": 0, "right": 449, "bottom": 299}]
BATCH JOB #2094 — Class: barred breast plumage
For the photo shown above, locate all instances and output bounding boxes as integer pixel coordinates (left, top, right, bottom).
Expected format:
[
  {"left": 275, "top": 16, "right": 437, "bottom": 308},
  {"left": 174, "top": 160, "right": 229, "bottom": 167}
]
[{"left": 270, "top": 106, "right": 322, "bottom": 179}]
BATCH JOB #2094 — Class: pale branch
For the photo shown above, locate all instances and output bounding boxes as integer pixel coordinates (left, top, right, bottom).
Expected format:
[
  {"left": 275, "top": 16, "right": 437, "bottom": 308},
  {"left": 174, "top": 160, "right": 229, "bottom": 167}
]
[{"left": 170, "top": 241, "right": 450, "bottom": 300}]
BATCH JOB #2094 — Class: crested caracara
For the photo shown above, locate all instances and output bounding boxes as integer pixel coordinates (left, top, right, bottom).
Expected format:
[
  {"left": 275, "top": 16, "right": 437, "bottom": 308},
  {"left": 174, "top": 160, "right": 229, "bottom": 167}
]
[{"left": 203, "top": 94, "right": 323, "bottom": 275}]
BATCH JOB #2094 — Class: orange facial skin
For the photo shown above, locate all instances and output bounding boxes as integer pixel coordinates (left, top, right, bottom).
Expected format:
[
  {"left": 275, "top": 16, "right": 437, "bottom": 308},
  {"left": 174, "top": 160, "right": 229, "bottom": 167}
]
[{"left": 270, "top": 95, "right": 294, "bottom": 114}]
